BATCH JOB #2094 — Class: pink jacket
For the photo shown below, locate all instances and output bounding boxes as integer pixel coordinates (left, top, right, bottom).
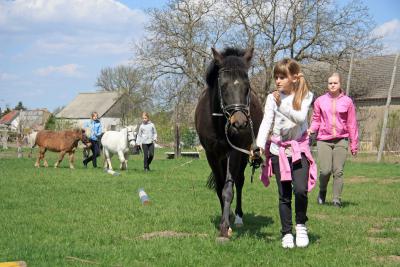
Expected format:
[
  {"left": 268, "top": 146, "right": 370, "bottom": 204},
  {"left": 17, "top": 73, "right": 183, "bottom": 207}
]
[
  {"left": 260, "top": 133, "right": 317, "bottom": 192},
  {"left": 310, "top": 92, "right": 359, "bottom": 154}
]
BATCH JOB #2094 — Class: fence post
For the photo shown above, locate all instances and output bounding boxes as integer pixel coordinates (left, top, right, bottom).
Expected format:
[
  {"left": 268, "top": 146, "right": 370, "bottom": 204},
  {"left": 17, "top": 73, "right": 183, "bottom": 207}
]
[
  {"left": 346, "top": 52, "right": 354, "bottom": 95},
  {"left": 1, "top": 131, "right": 8, "bottom": 149},
  {"left": 377, "top": 54, "right": 399, "bottom": 162}
]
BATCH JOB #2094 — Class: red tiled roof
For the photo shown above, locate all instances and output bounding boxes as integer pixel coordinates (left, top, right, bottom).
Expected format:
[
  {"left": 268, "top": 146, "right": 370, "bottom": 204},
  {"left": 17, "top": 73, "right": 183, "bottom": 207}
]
[{"left": 0, "top": 110, "right": 19, "bottom": 125}]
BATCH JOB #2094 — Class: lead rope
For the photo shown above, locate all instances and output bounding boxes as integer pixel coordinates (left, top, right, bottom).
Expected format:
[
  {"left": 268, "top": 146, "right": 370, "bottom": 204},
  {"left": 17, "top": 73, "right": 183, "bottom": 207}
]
[{"left": 223, "top": 117, "right": 263, "bottom": 183}]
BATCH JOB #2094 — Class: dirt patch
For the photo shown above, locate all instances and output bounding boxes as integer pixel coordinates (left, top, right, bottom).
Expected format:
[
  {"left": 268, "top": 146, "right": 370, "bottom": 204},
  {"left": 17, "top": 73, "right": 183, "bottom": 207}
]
[
  {"left": 347, "top": 176, "right": 371, "bottom": 184},
  {"left": 368, "top": 225, "right": 384, "bottom": 234},
  {"left": 373, "top": 255, "right": 400, "bottom": 264},
  {"left": 137, "top": 231, "right": 208, "bottom": 240},
  {"left": 314, "top": 214, "right": 330, "bottom": 220},
  {"left": 0, "top": 152, "right": 17, "bottom": 159},
  {"left": 377, "top": 178, "right": 400, "bottom": 184},
  {"left": 368, "top": 237, "right": 394, "bottom": 244},
  {"left": 383, "top": 217, "right": 400, "bottom": 222}
]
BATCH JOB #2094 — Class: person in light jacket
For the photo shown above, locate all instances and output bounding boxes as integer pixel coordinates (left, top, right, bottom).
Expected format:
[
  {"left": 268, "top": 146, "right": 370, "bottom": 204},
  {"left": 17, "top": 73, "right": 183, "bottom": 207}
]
[
  {"left": 136, "top": 112, "right": 157, "bottom": 171},
  {"left": 253, "top": 58, "right": 316, "bottom": 249},
  {"left": 308, "top": 73, "right": 359, "bottom": 208}
]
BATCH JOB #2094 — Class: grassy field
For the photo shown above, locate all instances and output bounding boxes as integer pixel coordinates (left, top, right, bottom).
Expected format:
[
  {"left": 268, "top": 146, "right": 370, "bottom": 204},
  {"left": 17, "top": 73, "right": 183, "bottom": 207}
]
[{"left": 0, "top": 147, "right": 399, "bottom": 266}]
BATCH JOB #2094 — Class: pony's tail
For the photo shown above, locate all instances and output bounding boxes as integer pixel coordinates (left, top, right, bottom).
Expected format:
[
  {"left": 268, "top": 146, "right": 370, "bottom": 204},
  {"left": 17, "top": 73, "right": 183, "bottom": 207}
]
[{"left": 206, "top": 172, "right": 217, "bottom": 191}]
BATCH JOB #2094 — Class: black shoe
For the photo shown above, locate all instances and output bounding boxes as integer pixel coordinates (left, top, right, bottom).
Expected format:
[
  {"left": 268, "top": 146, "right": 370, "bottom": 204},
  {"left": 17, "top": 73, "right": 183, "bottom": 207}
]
[
  {"left": 317, "top": 191, "right": 326, "bottom": 205},
  {"left": 333, "top": 201, "right": 342, "bottom": 208},
  {"left": 83, "top": 160, "right": 88, "bottom": 168}
]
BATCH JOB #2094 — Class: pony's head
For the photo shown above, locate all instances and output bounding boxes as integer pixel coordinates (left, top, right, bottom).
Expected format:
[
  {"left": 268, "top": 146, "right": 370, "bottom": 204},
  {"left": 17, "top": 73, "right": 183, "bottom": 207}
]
[
  {"left": 126, "top": 126, "right": 137, "bottom": 147},
  {"left": 208, "top": 47, "right": 254, "bottom": 131},
  {"left": 74, "top": 128, "right": 88, "bottom": 142}
]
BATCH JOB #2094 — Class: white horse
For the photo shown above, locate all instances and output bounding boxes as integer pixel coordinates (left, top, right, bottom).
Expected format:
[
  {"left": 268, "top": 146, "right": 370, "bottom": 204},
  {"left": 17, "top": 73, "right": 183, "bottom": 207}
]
[
  {"left": 101, "top": 126, "right": 136, "bottom": 170},
  {"left": 24, "top": 130, "right": 38, "bottom": 158}
]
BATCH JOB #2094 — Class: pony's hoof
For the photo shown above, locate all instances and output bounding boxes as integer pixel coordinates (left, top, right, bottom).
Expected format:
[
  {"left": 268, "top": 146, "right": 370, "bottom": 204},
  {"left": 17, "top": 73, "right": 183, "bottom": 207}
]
[
  {"left": 227, "top": 227, "right": 233, "bottom": 237},
  {"left": 69, "top": 166, "right": 75, "bottom": 169},
  {"left": 234, "top": 215, "right": 243, "bottom": 227}
]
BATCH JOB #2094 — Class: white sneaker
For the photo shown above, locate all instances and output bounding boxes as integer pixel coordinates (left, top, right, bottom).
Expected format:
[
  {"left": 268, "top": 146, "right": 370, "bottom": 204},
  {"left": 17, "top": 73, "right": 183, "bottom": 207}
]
[
  {"left": 281, "top": 233, "right": 295, "bottom": 248},
  {"left": 295, "top": 224, "right": 309, "bottom": 247}
]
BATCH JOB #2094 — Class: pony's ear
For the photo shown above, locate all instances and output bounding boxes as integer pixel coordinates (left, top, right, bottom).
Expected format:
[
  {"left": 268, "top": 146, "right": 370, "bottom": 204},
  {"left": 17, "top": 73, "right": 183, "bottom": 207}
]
[
  {"left": 243, "top": 47, "right": 254, "bottom": 67},
  {"left": 211, "top": 47, "right": 223, "bottom": 66}
]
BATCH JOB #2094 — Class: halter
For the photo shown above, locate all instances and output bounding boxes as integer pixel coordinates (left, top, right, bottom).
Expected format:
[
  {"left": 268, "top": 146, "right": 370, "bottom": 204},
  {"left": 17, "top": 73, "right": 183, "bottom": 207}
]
[
  {"left": 212, "top": 68, "right": 263, "bottom": 182},
  {"left": 126, "top": 128, "right": 136, "bottom": 143},
  {"left": 212, "top": 68, "right": 255, "bottom": 155}
]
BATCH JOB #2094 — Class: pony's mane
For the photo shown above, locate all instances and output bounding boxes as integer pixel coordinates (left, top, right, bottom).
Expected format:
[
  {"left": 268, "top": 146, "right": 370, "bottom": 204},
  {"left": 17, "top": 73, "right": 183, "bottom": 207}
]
[{"left": 205, "top": 47, "right": 247, "bottom": 88}]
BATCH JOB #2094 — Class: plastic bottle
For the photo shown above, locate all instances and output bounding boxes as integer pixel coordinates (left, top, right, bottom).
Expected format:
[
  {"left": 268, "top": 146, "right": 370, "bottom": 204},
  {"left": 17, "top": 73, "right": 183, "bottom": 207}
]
[
  {"left": 104, "top": 169, "right": 120, "bottom": 176},
  {"left": 138, "top": 188, "right": 150, "bottom": 205}
]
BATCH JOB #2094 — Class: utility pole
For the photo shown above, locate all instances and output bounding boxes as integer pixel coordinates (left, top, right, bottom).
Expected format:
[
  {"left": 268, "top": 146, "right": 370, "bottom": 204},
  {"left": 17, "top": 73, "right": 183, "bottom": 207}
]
[{"left": 377, "top": 54, "right": 399, "bottom": 162}]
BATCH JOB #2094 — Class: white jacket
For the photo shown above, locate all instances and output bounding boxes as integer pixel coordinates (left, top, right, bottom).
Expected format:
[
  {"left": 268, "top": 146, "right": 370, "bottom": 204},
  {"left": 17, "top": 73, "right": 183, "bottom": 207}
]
[{"left": 256, "top": 91, "right": 313, "bottom": 156}]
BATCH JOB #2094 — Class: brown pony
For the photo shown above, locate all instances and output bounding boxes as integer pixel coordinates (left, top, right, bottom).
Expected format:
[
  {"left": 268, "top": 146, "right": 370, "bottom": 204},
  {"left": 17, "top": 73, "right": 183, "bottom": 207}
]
[
  {"left": 34, "top": 129, "right": 88, "bottom": 169},
  {"left": 195, "top": 47, "right": 263, "bottom": 238}
]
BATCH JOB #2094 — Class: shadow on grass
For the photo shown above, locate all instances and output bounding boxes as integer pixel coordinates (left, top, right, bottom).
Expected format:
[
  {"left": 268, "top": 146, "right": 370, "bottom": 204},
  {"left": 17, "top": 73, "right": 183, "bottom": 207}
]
[
  {"left": 212, "top": 212, "right": 274, "bottom": 239},
  {"left": 324, "top": 200, "right": 358, "bottom": 208}
]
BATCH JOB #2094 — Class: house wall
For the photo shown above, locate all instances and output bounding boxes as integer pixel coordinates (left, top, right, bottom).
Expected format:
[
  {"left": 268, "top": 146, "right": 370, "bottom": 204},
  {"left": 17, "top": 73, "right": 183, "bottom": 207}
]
[
  {"left": 357, "top": 104, "right": 400, "bottom": 151},
  {"left": 57, "top": 117, "right": 122, "bottom": 132}
]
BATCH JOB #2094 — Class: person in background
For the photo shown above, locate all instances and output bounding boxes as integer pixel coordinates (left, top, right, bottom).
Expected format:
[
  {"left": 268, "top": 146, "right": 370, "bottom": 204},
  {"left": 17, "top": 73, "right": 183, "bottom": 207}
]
[
  {"left": 136, "top": 112, "right": 157, "bottom": 172},
  {"left": 254, "top": 58, "right": 316, "bottom": 249},
  {"left": 83, "top": 112, "right": 102, "bottom": 168},
  {"left": 308, "top": 72, "right": 359, "bottom": 208}
]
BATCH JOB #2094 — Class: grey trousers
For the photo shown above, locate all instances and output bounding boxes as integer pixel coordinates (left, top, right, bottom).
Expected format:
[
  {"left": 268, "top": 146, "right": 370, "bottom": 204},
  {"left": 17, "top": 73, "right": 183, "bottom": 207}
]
[{"left": 317, "top": 138, "right": 348, "bottom": 202}]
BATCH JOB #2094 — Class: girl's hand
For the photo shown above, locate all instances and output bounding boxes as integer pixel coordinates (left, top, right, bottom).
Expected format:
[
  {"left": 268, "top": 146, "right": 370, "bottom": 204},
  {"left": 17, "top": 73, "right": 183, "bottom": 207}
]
[
  {"left": 272, "top": 90, "right": 281, "bottom": 106},
  {"left": 351, "top": 151, "right": 357, "bottom": 157},
  {"left": 307, "top": 129, "right": 314, "bottom": 136},
  {"left": 250, "top": 147, "right": 263, "bottom": 158}
]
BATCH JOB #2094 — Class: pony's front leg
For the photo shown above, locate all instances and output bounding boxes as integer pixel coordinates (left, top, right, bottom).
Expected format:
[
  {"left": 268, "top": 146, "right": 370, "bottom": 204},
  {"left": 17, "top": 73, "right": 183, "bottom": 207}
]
[
  {"left": 118, "top": 151, "right": 126, "bottom": 170},
  {"left": 68, "top": 152, "right": 75, "bottom": 169},
  {"left": 123, "top": 152, "right": 129, "bottom": 170},
  {"left": 40, "top": 147, "right": 48, "bottom": 167},
  {"left": 55, "top": 151, "right": 66, "bottom": 168},
  {"left": 220, "top": 179, "right": 234, "bottom": 238},
  {"left": 220, "top": 155, "right": 235, "bottom": 238},
  {"left": 104, "top": 150, "right": 113, "bottom": 170},
  {"left": 234, "top": 155, "right": 247, "bottom": 227},
  {"left": 34, "top": 149, "right": 41, "bottom": 167},
  {"left": 234, "top": 176, "right": 244, "bottom": 227}
]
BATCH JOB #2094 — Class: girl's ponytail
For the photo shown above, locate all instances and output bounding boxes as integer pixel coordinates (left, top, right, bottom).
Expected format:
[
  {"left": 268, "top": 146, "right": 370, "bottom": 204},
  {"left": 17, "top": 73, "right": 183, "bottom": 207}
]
[{"left": 293, "top": 73, "right": 309, "bottom": 110}]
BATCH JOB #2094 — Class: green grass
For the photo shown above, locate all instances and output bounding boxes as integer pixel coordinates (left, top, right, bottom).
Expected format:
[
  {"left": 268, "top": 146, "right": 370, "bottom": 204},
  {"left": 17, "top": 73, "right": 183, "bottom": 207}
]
[{"left": 0, "top": 148, "right": 399, "bottom": 266}]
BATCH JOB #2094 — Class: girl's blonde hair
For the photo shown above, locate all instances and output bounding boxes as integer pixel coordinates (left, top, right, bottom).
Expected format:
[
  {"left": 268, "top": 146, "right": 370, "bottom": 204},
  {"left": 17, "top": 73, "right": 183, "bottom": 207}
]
[
  {"left": 142, "top": 112, "right": 149, "bottom": 119},
  {"left": 273, "top": 58, "right": 309, "bottom": 110}
]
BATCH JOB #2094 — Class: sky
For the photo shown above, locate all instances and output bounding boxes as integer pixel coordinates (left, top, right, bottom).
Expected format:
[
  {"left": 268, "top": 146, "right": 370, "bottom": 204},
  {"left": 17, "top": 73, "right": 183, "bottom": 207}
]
[{"left": 0, "top": 0, "right": 399, "bottom": 113}]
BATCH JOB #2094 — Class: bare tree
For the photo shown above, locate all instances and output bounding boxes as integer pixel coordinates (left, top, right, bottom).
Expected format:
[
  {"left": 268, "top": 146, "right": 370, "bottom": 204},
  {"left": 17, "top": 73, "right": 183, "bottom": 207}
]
[
  {"left": 221, "top": 0, "right": 381, "bottom": 101},
  {"left": 96, "top": 65, "right": 153, "bottom": 124},
  {"left": 135, "top": 0, "right": 229, "bottom": 110}
]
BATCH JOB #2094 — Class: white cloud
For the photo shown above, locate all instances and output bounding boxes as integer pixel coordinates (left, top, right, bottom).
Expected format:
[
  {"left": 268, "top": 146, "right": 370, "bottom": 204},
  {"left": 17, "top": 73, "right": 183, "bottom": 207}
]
[
  {"left": 0, "top": 72, "right": 18, "bottom": 81},
  {"left": 34, "top": 64, "right": 82, "bottom": 77},
  {"left": 373, "top": 19, "right": 400, "bottom": 37},
  {"left": 0, "top": 0, "right": 146, "bottom": 32},
  {"left": 0, "top": 0, "right": 147, "bottom": 56},
  {"left": 373, "top": 19, "right": 400, "bottom": 53}
]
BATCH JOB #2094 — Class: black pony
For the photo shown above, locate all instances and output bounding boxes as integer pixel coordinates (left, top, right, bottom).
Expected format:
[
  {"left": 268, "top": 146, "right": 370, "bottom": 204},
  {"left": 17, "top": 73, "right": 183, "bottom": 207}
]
[{"left": 195, "top": 47, "right": 263, "bottom": 238}]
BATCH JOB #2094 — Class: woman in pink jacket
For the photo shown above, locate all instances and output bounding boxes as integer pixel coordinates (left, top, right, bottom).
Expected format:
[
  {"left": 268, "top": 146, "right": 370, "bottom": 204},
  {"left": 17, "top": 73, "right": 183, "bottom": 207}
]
[{"left": 308, "top": 73, "right": 359, "bottom": 208}]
